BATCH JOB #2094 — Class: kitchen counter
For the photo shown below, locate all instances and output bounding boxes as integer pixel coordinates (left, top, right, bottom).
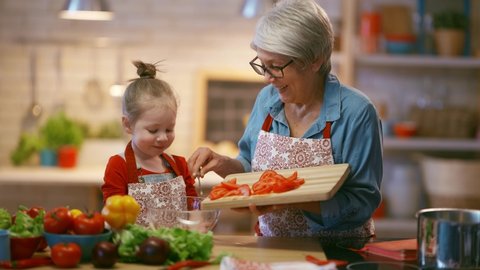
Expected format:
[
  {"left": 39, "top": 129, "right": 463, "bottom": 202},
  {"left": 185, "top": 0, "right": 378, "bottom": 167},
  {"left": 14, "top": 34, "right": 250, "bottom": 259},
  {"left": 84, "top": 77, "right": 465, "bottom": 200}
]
[
  {"left": 0, "top": 166, "right": 105, "bottom": 186},
  {"left": 13, "top": 235, "right": 418, "bottom": 270},
  {"left": 0, "top": 166, "right": 223, "bottom": 186}
]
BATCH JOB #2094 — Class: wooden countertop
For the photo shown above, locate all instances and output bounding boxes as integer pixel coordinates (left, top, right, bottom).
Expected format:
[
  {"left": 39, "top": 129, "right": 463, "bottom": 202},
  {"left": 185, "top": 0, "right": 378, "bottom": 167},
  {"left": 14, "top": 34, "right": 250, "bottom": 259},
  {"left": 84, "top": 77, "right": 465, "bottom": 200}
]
[
  {"left": 23, "top": 235, "right": 328, "bottom": 270},
  {"left": 9, "top": 235, "right": 416, "bottom": 269}
]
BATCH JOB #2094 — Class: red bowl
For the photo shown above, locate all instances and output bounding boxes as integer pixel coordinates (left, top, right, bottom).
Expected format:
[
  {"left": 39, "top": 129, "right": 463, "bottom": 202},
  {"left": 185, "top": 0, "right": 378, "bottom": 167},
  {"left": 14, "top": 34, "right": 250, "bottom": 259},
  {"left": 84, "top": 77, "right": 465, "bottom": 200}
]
[
  {"left": 393, "top": 122, "right": 417, "bottom": 138},
  {"left": 10, "top": 236, "right": 43, "bottom": 260}
]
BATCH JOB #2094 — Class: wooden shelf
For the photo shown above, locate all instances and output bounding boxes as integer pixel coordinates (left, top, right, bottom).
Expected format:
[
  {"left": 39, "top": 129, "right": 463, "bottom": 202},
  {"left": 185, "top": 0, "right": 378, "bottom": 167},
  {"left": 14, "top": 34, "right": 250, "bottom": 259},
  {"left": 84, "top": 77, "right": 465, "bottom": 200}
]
[
  {"left": 383, "top": 138, "right": 480, "bottom": 152},
  {"left": 356, "top": 54, "right": 480, "bottom": 68},
  {"left": 374, "top": 218, "right": 417, "bottom": 239}
]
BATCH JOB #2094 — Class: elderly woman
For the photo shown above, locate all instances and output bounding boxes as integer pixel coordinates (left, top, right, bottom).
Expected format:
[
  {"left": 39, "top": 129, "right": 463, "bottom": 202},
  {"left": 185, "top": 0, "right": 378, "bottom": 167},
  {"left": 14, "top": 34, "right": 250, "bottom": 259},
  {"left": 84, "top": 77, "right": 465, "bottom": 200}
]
[{"left": 188, "top": 0, "right": 383, "bottom": 238}]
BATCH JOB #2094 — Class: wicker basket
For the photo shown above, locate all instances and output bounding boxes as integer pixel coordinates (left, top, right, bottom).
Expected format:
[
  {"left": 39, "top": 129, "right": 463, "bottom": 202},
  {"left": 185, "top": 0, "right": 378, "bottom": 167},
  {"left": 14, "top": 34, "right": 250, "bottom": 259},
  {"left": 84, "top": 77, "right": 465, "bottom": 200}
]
[{"left": 420, "top": 155, "right": 480, "bottom": 209}]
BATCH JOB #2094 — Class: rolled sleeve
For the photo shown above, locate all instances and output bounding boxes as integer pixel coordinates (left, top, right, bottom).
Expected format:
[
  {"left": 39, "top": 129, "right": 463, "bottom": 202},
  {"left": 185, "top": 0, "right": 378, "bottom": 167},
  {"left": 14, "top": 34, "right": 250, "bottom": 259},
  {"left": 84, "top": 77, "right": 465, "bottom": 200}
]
[{"left": 318, "top": 99, "right": 383, "bottom": 230}]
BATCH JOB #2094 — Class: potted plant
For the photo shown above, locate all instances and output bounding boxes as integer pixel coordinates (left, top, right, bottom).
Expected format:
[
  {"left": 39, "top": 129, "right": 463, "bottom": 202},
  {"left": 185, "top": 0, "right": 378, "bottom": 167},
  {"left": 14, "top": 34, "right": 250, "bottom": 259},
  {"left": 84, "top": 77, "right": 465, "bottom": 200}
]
[
  {"left": 433, "top": 10, "right": 468, "bottom": 56},
  {"left": 10, "top": 133, "right": 43, "bottom": 166},
  {"left": 39, "top": 112, "right": 85, "bottom": 168}
]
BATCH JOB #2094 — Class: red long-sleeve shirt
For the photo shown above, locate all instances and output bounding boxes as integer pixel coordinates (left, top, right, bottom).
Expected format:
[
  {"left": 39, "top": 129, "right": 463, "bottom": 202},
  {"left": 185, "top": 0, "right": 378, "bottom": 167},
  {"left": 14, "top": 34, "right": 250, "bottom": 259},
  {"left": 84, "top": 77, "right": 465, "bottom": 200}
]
[{"left": 101, "top": 153, "right": 197, "bottom": 202}]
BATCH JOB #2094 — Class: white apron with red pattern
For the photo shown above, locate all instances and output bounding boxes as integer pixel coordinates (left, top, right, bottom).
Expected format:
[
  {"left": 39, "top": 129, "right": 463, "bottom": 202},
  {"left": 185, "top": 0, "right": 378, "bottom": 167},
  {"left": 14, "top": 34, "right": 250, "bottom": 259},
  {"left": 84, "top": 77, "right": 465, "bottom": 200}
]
[
  {"left": 128, "top": 176, "right": 186, "bottom": 227},
  {"left": 123, "top": 142, "right": 186, "bottom": 227},
  {"left": 252, "top": 114, "right": 374, "bottom": 237}
]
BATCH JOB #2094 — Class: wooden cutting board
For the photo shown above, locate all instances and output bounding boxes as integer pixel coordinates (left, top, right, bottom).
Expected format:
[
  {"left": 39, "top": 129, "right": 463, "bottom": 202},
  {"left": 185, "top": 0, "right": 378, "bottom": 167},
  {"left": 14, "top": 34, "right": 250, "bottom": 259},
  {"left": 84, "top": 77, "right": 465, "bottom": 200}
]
[{"left": 201, "top": 163, "right": 350, "bottom": 210}]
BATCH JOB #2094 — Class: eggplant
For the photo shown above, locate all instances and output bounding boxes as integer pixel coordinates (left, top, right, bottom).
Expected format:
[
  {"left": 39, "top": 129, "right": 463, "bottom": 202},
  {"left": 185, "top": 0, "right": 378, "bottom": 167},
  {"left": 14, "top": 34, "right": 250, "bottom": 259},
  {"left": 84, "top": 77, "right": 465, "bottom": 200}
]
[
  {"left": 137, "top": 236, "right": 170, "bottom": 265},
  {"left": 91, "top": 241, "right": 118, "bottom": 268}
]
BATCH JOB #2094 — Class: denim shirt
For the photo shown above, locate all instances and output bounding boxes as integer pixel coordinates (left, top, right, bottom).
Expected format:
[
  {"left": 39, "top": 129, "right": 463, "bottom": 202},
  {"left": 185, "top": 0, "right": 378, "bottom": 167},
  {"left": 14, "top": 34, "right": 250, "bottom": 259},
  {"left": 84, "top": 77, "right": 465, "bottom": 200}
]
[{"left": 236, "top": 74, "right": 383, "bottom": 231}]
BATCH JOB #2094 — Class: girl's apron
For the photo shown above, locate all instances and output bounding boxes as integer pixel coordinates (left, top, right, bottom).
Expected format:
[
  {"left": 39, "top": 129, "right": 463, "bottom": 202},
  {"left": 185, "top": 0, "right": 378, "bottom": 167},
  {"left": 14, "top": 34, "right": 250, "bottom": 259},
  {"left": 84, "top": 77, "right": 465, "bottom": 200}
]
[
  {"left": 124, "top": 142, "right": 187, "bottom": 226},
  {"left": 252, "top": 114, "right": 374, "bottom": 237}
]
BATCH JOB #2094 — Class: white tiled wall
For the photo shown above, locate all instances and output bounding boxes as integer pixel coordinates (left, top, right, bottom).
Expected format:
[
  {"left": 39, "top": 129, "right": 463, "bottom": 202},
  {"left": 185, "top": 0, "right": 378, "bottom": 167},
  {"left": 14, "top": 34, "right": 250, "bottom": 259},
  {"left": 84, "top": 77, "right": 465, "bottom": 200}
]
[{"left": 0, "top": 0, "right": 260, "bottom": 166}]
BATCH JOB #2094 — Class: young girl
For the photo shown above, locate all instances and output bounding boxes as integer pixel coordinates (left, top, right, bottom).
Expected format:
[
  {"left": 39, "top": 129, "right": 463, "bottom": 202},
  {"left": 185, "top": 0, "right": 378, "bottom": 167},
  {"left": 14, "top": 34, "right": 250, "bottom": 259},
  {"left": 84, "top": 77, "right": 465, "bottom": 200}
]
[{"left": 101, "top": 61, "right": 197, "bottom": 225}]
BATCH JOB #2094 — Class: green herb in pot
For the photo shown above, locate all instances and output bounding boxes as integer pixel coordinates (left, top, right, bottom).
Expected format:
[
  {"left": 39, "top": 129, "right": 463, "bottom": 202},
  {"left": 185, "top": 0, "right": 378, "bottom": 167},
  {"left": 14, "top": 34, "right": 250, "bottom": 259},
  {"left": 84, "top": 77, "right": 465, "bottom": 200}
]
[{"left": 0, "top": 208, "right": 12, "bottom": 229}]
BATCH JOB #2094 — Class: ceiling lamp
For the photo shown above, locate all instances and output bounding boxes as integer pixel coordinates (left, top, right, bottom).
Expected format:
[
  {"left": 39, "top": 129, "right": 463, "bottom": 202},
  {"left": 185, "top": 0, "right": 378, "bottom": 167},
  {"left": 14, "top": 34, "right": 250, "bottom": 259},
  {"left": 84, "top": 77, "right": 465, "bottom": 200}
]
[
  {"left": 59, "top": 0, "right": 113, "bottom": 21},
  {"left": 241, "top": 0, "right": 272, "bottom": 19}
]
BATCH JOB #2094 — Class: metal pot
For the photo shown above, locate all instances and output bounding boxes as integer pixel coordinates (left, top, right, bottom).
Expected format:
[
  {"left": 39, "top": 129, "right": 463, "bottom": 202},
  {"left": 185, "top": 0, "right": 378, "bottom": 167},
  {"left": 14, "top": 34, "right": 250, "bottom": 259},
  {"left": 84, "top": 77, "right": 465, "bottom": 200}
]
[{"left": 417, "top": 208, "right": 480, "bottom": 269}]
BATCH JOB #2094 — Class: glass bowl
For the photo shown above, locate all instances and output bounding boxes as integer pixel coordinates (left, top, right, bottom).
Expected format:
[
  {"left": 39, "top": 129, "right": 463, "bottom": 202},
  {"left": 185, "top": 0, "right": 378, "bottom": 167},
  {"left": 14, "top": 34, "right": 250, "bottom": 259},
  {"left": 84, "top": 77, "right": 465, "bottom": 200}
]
[{"left": 146, "top": 196, "right": 220, "bottom": 233}]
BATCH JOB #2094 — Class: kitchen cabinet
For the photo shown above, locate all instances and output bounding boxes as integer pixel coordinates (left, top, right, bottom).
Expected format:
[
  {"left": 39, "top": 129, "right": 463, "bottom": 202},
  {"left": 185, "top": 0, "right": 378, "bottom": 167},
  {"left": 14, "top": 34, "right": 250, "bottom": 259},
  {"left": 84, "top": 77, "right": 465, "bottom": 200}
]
[{"left": 339, "top": 0, "right": 480, "bottom": 238}]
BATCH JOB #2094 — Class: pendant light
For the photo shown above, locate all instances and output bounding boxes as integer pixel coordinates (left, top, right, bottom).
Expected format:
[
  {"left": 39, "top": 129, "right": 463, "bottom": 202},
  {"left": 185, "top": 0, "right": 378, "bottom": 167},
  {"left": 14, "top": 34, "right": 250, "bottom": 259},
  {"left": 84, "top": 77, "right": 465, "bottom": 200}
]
[
  {"left": 59, "top": 0, "right": 113, "bottom": 21},
  {"left": 109, "top": 48, "right": 126, "bottom": 98},
  {"left": 241, "top": 0, "right": 273, "bottom": 19}
]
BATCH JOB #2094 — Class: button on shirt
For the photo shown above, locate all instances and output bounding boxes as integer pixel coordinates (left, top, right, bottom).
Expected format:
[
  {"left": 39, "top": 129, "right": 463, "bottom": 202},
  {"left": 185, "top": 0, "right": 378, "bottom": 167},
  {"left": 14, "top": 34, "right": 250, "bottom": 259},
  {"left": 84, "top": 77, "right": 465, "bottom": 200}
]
[{"left": 236, "top": 74, "right": 383, "bottom": 231}]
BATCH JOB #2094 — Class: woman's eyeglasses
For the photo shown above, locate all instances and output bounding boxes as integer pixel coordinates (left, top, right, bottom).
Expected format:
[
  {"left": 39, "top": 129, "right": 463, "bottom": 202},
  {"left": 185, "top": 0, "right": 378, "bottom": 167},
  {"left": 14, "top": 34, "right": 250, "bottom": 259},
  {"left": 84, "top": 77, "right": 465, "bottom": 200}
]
[{"left": 249, "top": 56, "right": 294, "bottom": 79}]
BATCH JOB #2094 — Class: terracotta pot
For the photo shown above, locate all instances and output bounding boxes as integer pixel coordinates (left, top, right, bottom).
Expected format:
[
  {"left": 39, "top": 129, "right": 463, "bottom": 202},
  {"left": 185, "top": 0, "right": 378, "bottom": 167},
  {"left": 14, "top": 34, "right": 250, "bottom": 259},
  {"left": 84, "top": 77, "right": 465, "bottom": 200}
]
[{"left": 434, "top": 29, "right": 465, "bottom": 56}]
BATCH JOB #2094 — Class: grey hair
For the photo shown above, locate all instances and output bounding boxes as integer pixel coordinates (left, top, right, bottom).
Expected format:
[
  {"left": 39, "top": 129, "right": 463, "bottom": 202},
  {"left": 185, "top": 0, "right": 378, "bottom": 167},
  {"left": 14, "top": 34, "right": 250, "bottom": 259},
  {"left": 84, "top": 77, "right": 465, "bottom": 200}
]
[{"left": 251, "top": 0, "right": 334, "bottom": 76}]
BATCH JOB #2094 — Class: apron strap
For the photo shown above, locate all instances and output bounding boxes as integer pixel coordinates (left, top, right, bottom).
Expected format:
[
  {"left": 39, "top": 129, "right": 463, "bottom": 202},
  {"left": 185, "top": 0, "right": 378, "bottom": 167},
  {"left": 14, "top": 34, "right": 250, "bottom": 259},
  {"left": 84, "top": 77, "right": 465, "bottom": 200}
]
[
  {"left": 261, "top": 114, "right": 274, "bottom": 131},
  {"left": 125, "top": 141, "right": 181, "bottom": 183},
  {"left": 161, "top": 153, "right": 181, "bottom": 177},
  {"left": 261, "top": 114, "right": 333, "bottom": 139},
  {"left": 323, "top": 121, "right": 332, "bottom": 139},
  {"left": 125, "top": 141, "right": 139, "bottom": 183}
]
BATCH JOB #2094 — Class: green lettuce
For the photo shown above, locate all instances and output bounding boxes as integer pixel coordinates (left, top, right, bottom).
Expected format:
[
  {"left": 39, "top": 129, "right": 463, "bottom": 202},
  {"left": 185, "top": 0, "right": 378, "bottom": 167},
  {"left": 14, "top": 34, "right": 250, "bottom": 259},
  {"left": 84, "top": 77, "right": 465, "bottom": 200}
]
[
  {"left": 8, "top": 209, "right": 44, "bottom": 238},
  {"left": 113, "top": 224, "right": 214, "bottom": 265}
]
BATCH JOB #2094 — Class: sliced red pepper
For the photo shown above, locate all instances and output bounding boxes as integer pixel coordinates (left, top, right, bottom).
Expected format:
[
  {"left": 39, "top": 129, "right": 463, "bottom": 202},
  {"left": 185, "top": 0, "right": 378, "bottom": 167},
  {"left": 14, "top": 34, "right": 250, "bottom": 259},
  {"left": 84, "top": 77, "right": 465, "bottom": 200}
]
[
  {"left": 292, "top": 178, "right": 305, "bottom": 186},
  {"left": 259, "top": 170, "right": 277, "bottom": 180},
  {"left": 220, "top": 180, "right": 240, "bottom": 190},
  {"left": 210, "top": 169, "right": 304, "bottom": 199},
  {"left": 286, "top": 171, "right": 298, "bottom": 181},
  {"left": 209, "top": 188, "right": 229, "bottom": 200},
  {"left": 0, "top": 257, "right": 53, "bottom": 269},
  {"left": 223, "top": 189, "right": 242, "bottom": 197},
  {"left": 252, "top": 182, "right": 273, "bottom": 195},
  {"left": 272, "top": 180, "right": 295, "bottom": 193},
  {"left": 167, "top": 260, "right": 210, "bottom": 270}
]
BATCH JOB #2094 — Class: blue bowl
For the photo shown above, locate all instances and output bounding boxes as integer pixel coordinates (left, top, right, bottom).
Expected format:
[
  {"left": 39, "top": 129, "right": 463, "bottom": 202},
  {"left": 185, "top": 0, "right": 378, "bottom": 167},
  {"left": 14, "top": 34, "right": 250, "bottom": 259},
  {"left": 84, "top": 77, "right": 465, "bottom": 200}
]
[
  {"left": 43, "top": 230, "right": 112, "bottom": 262},
  {"left": 386, "top": 40, "right": 415, "bottom": 54},
  {"left": 0, "top": 230, "right": 10, "bottom": 261}
]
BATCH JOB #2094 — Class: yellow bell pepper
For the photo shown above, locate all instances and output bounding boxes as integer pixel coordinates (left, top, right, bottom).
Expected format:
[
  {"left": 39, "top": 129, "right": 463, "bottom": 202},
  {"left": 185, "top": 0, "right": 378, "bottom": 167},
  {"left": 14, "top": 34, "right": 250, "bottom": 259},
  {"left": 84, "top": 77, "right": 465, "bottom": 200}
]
[
  {"left": 101, "top": 195, "right": 140, "bottom": 230},
  {"left": 69, "top": 208, "right": 83, "bottom": 218}
]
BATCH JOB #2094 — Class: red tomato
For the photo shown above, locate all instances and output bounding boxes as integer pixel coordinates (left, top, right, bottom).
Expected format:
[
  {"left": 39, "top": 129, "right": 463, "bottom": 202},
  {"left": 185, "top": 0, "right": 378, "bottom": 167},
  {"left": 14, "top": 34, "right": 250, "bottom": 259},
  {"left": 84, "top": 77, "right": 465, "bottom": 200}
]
[
  {"left": 73, "top": 212, "right": 105, "bottom": 235},
  {"left": 51, "top": 243, "right": 82, "bottom": 268},
  {"left": 44, "top": 207, "right": 74, "bottom": 234},
  {"left": 26, "top": 206, "right": 44, "bottom": 218}
]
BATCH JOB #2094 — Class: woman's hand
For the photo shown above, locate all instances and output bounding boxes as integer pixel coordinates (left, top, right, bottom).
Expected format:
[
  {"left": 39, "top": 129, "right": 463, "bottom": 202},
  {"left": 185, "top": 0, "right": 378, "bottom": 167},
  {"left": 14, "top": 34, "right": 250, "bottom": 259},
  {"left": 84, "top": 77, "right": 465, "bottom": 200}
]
[
  {"left": 187, "top": 147, "right": 217, "bottom": 178},
  {"left": 187, "top": 147, "right": 244, "bottom": 178}
]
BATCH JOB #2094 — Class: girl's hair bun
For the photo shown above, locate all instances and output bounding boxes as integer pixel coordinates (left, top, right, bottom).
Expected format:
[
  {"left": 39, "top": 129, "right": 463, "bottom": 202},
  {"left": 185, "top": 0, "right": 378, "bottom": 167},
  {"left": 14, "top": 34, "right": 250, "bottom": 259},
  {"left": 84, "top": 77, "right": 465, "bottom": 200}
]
[{"left": 133, "top": 60, "right": 157, "bottom": 79}]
